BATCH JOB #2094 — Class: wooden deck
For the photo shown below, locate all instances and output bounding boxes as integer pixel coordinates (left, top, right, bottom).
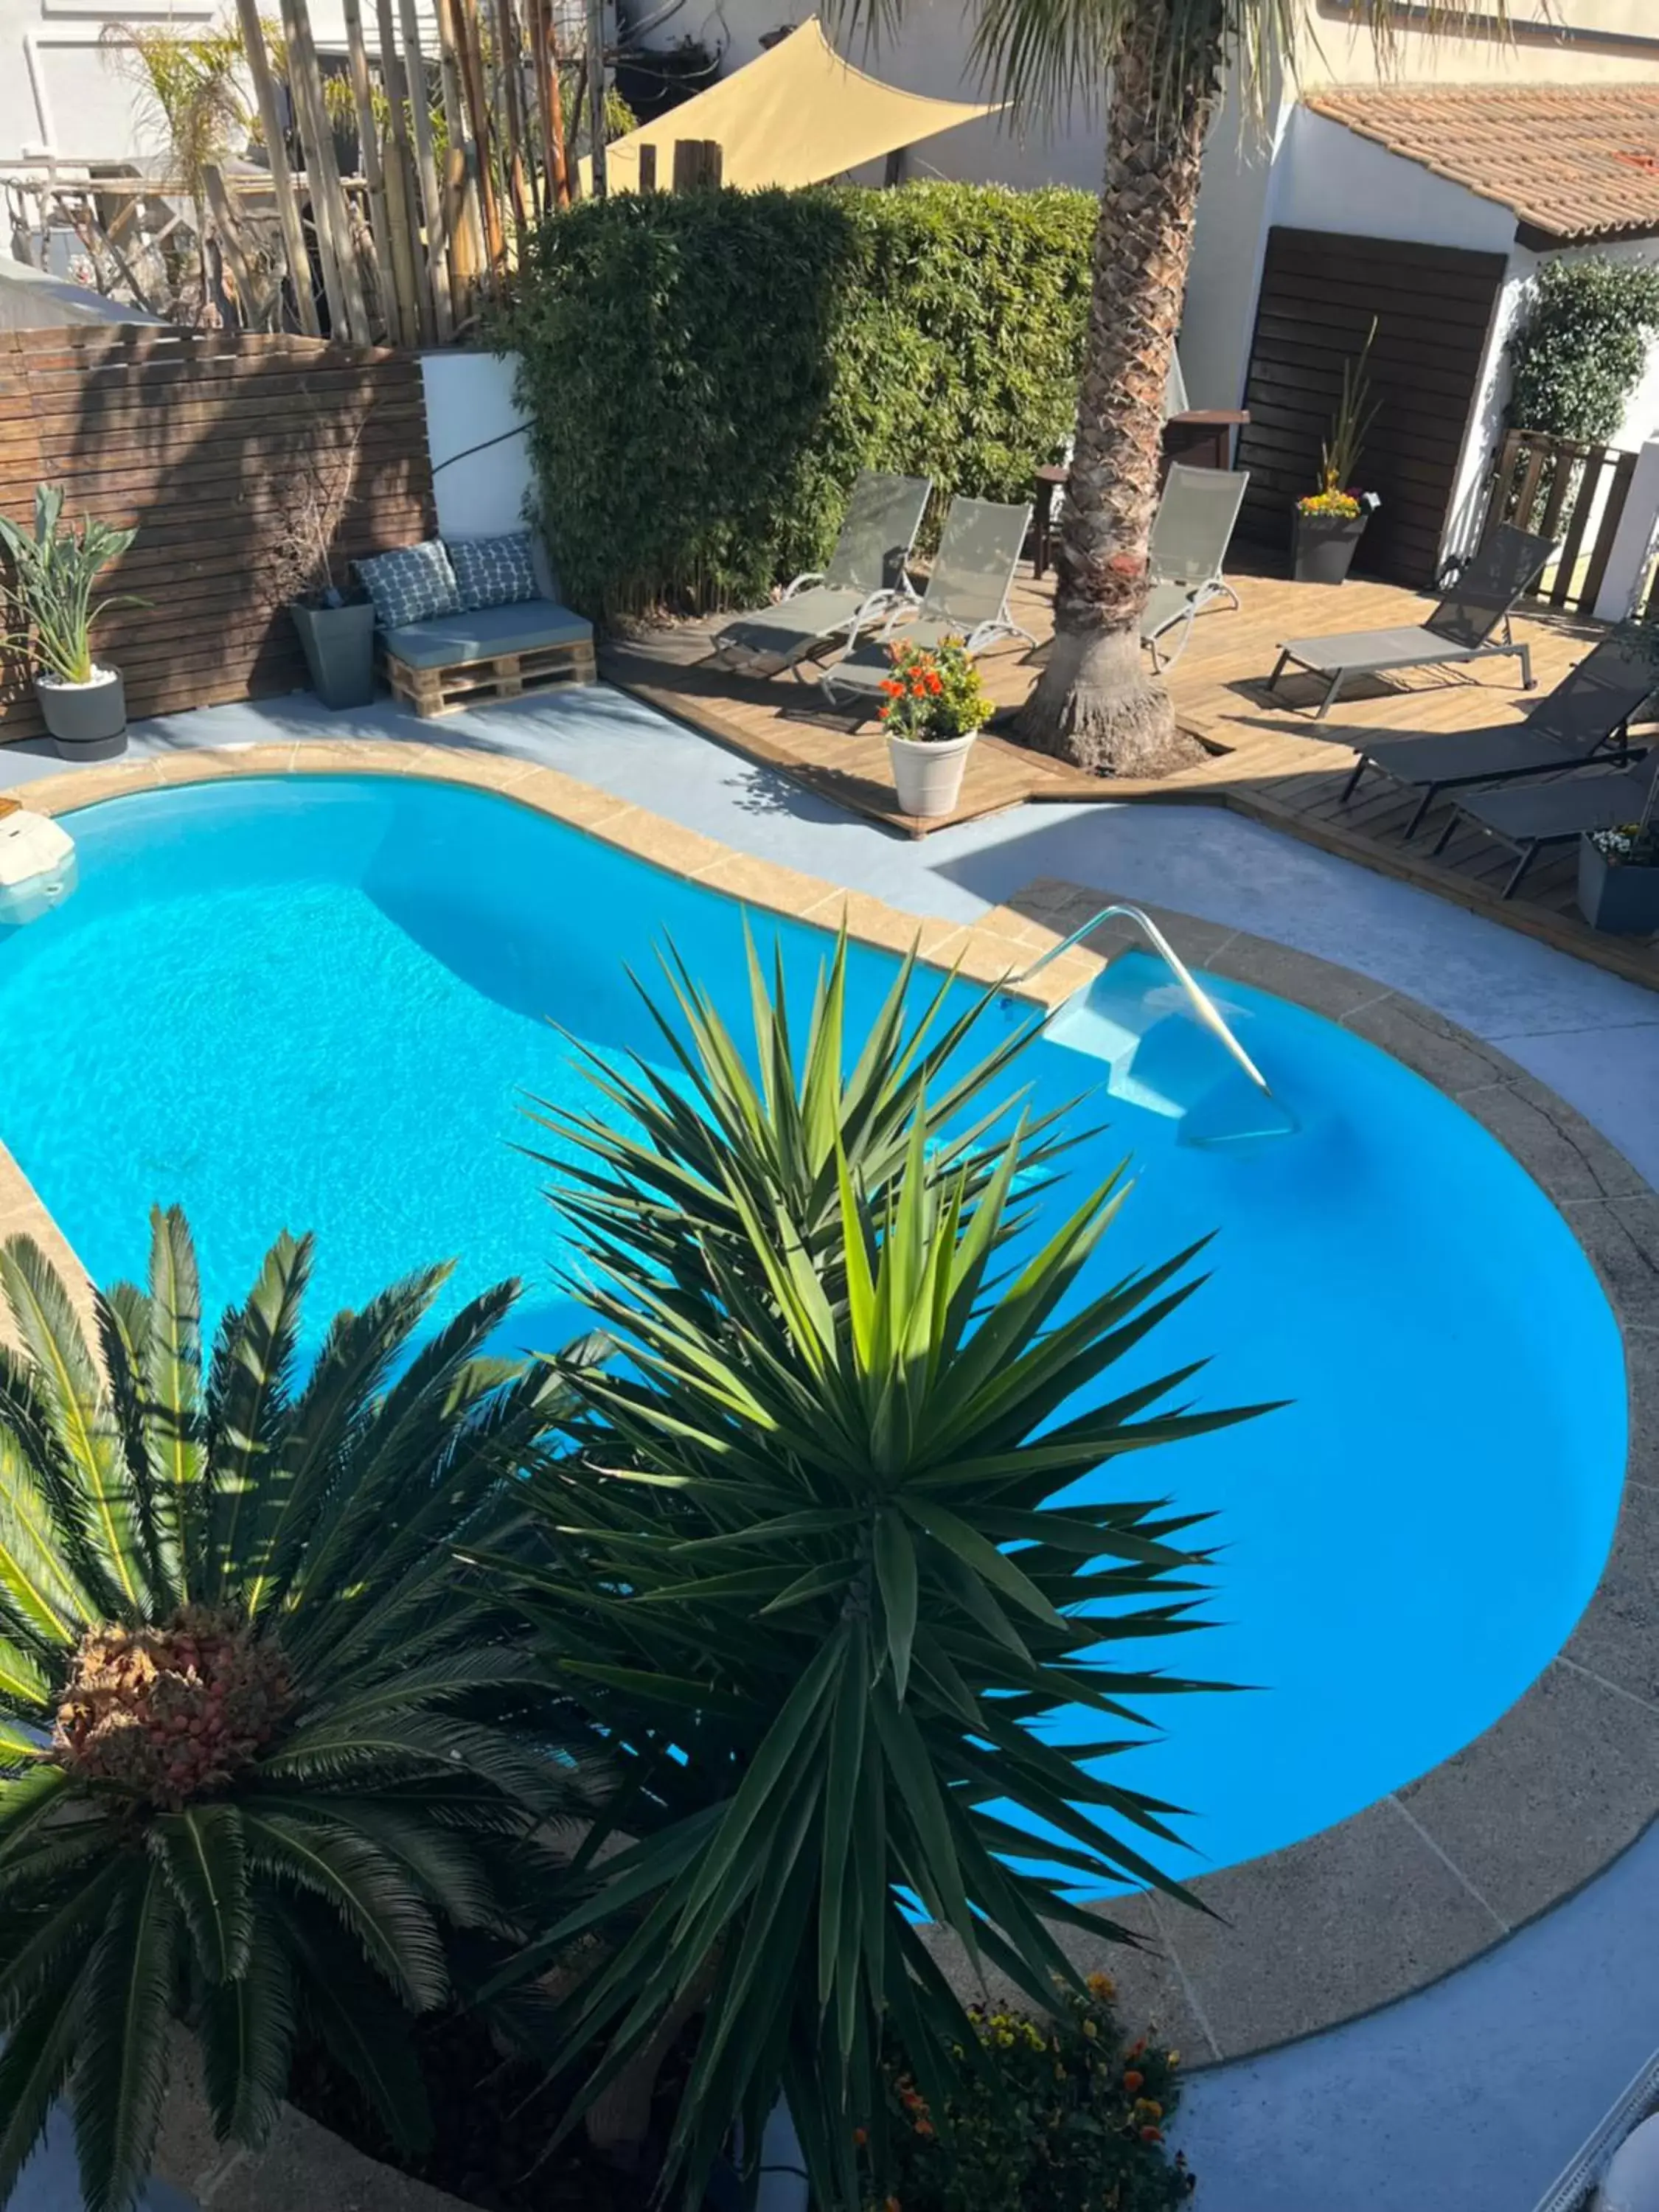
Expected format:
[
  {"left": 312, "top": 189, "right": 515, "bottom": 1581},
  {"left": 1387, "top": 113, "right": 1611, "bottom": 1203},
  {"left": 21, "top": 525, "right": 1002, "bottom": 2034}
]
[{"left": 600, "top": 558, "right": 1658, "bottom": 991}]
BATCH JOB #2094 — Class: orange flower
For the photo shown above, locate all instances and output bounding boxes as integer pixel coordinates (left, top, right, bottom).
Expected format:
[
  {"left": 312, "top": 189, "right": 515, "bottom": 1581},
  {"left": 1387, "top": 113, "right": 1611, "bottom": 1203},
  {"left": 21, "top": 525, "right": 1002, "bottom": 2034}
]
[
  {"left": 914, "top": 2118, "right": 934, "bottom": 2138},
  {"left": 925, "top": 671, "right": 942, "bottom": 693},
  {"left": 1122, "top": 2070, "right": 1144, "bottom": 2093},
  {"left": 1140, "top": 2125, "right": 1164, "bottom": 2144},
  {"left": 878, "top": 678, "right": 902, "bottom": 697},
  {"left": 853, "top": 2128, "right": 868, "bottom": 2149}
]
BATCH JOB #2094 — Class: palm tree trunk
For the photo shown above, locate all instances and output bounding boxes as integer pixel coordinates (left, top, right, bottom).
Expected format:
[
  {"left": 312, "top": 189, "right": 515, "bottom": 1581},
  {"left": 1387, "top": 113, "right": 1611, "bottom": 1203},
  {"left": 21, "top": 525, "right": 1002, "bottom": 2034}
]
[{"left": 1018, "top": 0, "right": 1227, "bottom": 777}]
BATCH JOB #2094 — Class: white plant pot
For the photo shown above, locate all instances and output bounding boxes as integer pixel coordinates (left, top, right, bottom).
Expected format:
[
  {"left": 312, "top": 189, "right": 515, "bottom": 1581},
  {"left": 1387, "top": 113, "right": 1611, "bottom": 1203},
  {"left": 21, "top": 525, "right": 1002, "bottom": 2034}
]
[{"left": 887, "top": 728, "right": 978, "bottom": 818}]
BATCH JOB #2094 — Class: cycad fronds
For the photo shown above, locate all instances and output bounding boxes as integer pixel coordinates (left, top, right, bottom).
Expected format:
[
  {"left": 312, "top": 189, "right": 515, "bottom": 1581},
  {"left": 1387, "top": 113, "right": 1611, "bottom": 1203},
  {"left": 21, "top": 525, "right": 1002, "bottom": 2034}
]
[{"left": 0, "top": 1211, "right": 592, "bottom": 2212}]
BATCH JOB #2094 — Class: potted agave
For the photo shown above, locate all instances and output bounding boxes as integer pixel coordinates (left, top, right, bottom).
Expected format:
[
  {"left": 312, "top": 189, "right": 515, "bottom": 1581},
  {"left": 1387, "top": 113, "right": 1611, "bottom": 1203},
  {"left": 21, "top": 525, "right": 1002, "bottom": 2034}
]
[
  {"left": 1293, "top": 317, "right": 1383, "bottom": 587},
  {"left": 0, "top": 482, "right": 143, "bottom": 759},
  {"left": 277, "top": 426, "right": 375, "bottom": 709},
  {"left": 1579, "top": 772, "right": 1659, "bottom": 933},
  {"left": 878, "top": 634, "right": 992, "bottom": 818}
]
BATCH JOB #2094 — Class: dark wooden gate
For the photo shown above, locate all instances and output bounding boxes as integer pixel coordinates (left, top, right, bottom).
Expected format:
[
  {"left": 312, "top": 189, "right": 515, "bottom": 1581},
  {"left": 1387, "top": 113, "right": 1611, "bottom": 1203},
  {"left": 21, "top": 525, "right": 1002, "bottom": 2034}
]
[
  {"left": 1478, "top": 428, "right": 1636, "bottom": 616},
  {"left": 1234, "top": 226, "right": 1507, "bottom": 586}
]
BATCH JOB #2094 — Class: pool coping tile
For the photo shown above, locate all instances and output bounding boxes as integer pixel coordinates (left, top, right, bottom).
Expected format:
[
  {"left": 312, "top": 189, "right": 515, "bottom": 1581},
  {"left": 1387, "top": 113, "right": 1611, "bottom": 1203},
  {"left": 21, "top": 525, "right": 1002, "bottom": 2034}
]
[{"left": 1, "top": 744, "right": 1655, "bottom": 2067}]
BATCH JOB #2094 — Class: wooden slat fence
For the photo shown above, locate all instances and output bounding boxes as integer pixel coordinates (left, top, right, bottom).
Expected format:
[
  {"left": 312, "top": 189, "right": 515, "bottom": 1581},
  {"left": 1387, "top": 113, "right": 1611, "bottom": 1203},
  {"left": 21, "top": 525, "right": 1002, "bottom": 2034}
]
[
  {"left": 1234, "top": 227, "right": 1507, "bottom": 587},
  {"left": 0, "top": 326, "right": 434, "bottom": 742},
  {"left": 1477, "top": 427, "right": 1638, "bottom": 616}
]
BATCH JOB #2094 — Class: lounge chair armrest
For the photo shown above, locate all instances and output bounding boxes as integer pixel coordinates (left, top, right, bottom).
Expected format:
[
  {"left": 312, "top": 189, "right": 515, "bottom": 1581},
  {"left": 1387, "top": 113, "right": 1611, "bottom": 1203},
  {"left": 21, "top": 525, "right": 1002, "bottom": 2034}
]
[{"left": 781, "top": 572, "right": 825, "bottom": 601}]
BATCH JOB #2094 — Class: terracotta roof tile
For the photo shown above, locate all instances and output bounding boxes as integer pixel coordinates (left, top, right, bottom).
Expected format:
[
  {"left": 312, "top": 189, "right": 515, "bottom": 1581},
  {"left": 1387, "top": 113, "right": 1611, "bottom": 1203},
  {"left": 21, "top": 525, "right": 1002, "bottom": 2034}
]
[{"left": 1303, "top": 83, "right": 1659, "bottom": 244}]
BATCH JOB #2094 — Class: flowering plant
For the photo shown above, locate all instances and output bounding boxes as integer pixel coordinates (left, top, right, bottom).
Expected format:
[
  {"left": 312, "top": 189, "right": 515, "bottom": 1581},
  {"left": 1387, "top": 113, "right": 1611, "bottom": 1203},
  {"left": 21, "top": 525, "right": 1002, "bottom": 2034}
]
[
  {"left": 1296, "top": 487, "right": 1364, "bottom": 519},
  {"left": 861, "top": 1976, "right": 1194, "bottom": 2212},
  {"left": 876, "top": 635, "right": 992, "bottom": 742}
]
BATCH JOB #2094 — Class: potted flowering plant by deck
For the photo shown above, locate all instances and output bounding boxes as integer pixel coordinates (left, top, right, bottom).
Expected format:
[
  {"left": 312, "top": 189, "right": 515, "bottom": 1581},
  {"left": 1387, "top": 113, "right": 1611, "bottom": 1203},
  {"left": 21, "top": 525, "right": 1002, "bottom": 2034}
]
[
  {"left": 878, "top": 634, "right": 993, "bottom": 817},
  {"left": 0, "top": 482, "right": 143, "bottom": 758},
  {"left": 1293, "top": 318, "right": 1382, "bottom": 587},
  {"left": 1579, "top": 772, "right": 1659, "bottom": 933}
]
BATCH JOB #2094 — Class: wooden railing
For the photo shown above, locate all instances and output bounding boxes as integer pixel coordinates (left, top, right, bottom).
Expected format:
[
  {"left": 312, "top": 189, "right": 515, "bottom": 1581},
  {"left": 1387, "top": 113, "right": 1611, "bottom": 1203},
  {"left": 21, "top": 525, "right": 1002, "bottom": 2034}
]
[{"left": 1479, "top": 428, "right": 1637, "bottom": 616}]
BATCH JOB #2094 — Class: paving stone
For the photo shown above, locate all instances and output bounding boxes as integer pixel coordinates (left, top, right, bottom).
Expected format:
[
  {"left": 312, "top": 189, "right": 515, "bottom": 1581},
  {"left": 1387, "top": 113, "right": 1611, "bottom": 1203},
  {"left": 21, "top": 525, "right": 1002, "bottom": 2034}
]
[
  {"left": 1158, "top": 1799, "right": 1502, "bottom": 2059},
  {"left": 1564, "top": 1196, "right": 1659, "bottom": 1332},
  {"left": 1565, "top": 1478, "right": 1659, "bottom": 1706},
  {"left": 1340, "top": 993, "right": 1513, "bottom": 1095},
  {"left": 1456, "top": 1079, "right": 1633, "bottom": 1205},
  {"left": 1399, "top": 1660, "right": 1659, "bottom": 1930},
  {"left": 1207, "top": 934, "right": 1388, "bottom": 1021}
]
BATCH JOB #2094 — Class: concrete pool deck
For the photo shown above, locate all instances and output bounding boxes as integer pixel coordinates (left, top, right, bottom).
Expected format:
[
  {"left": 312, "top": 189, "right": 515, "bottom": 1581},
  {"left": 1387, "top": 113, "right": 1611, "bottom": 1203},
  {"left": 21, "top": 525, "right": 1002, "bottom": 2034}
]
[{"left": 2, "top": 682, "right": 1658, "bottom": 2211}]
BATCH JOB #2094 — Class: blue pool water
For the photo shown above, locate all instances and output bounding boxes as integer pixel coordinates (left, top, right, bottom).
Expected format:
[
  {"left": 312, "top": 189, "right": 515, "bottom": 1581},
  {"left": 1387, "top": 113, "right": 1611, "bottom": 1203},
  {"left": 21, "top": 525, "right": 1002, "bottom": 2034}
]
[{"left": 0, "top": 774, "right": 1627, "bottom": 1881}]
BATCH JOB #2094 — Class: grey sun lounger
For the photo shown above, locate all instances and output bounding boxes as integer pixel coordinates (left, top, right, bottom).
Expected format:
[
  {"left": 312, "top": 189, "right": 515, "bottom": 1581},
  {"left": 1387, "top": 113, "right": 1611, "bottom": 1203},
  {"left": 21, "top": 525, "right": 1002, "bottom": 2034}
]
[
  {"left": 709, "top": 470, "right": 931, "bottom": 672},
  {"left": 1141, "top": 464, "right": 1251, "bottom": 671},
  {"left": 1435, "top": 749, "right": 1659, "bottom": 900},
  {"left": 1339, "top": 625, "right": 1659, "bottom": 839},
  {"left": 1267, "top": 522, "right": 1557, "bottom": 717},
  {"left": 816, "top": 495, "right": 1036, "bottom": 709}
]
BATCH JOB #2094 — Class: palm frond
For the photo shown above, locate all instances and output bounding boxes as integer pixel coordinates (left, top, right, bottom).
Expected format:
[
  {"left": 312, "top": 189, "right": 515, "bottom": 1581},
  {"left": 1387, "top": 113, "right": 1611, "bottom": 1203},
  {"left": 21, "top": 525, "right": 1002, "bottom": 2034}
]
[{"left": 69, "top": 1858, "right": 178, "bottom": 2212}]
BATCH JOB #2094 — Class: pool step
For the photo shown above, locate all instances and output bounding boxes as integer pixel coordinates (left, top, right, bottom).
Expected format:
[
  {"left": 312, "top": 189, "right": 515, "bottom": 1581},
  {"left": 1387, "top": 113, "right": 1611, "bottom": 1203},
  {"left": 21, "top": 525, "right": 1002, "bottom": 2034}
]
[{"left": 1043, "top": 975, "right": 1297, "bottom": 1145}]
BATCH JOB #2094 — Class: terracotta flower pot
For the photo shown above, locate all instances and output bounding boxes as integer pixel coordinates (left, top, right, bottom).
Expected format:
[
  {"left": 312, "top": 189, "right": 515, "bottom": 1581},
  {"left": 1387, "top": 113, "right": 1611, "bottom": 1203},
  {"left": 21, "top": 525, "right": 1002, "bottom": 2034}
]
[{"left": 888, "top": 728, "right": 977, "bottom": 818}]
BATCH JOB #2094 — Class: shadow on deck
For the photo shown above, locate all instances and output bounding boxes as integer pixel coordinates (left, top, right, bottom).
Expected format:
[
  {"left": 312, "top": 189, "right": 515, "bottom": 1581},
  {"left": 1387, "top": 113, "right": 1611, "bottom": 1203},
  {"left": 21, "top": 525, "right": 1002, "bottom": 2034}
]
[{"left": 599, "top": 556, "right": 1657, "bottom": 990}]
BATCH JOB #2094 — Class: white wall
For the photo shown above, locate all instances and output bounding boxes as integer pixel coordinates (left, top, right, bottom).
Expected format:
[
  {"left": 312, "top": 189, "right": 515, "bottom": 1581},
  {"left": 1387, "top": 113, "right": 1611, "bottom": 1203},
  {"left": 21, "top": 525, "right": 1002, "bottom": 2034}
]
[
  {"left": 1267, "top": 108, "right": 1519, "bottom": 257},
  {"left": 420, "top": 350, "right": 536, "bottom": 541},
  {"left": 1180, "top": 72, "right": 1288, "bottom": 410}
]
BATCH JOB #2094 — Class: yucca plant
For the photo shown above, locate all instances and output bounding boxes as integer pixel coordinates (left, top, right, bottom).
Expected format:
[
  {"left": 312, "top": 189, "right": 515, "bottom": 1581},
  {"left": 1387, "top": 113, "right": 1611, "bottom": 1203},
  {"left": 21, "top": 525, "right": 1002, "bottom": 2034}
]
[
  {"left": 0, "top": 484, "right": 143, "bottom": 687},
  {"left": 487, "top": 936, "right": 1270, "bottom": 2211},
  {"left": 0, "top": 1208, "right": 593, "bottom": 2212}
]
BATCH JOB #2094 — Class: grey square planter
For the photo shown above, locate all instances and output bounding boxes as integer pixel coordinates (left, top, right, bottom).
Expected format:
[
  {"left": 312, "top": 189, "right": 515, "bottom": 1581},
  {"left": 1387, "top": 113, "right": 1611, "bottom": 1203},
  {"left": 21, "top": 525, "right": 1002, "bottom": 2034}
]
[
  {"left": 1577, "top": 835, "right": 1659, "bottom": 934},
  {"left": 291, "top": 600, "right": 376, "bottom": 709},
  {"left": 1292, "top": 511, "right": 1368, "bottom": 587}
]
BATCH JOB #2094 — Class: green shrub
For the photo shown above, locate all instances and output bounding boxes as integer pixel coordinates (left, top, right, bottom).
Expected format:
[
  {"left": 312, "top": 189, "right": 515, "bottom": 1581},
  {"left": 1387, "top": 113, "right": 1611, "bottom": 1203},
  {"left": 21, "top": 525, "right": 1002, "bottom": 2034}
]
[
  {"left": 865, "top": 1978, "right": 1195, "bottom": 2212},
  {"left": 495, "top": 181, "right": 1094, "bottom": 619},
  {"left": 1508, "top": 256, "right": 1659, "bottom": 443}
]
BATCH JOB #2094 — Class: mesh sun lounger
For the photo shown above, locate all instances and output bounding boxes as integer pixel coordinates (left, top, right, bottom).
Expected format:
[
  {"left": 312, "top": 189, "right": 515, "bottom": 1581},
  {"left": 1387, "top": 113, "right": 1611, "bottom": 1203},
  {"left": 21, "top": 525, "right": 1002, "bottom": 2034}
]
[
  {"left": 1267, "top": 523, "right": 1557, "bottom": 717},
  {"left": 816, "top": 495, "right": 1036, "bottom": 709},
  {"left": 1338, "top": 626, "right": 1659, "bottom": 839},
  {"left": 1141, "top": 465, "right": 1251, "bottom": 671},
  {"left": 709, "top": 470, "right": 931, "bottom": 672},
  {"left": 1436, "top": 749, "right": 1659, "bottom": 900}
]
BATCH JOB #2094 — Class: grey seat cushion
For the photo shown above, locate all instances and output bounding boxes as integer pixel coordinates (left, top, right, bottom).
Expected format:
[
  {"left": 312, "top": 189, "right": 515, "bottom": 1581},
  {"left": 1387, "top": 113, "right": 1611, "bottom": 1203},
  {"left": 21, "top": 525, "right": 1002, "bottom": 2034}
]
[
  {"left": 1360, "top": 726, "right": 1579, "bottom": 783},
  {"left": 1458, "top": 752, "right": 1658, "bottom": 838},
  {"left": 821, "top": 617, "right": 958, "bottom": 697},
  {"left": 1281, "top": 625, "right": 1474, "bottom": 674},
  {"left": 713, "top": 585, "right": 869, "bottom": 664},
  {"left": 380, "top": 597, "right": 592, "bottom": 669}
]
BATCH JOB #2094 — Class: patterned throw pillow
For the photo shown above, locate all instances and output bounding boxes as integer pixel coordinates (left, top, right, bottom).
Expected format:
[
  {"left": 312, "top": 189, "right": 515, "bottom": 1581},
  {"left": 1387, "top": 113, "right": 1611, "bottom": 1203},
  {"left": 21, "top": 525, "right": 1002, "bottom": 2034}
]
[
  {"left": 446, "top": 533, "right": 539, "bottom": 612},
  {"left": 357, "top": 541, "right": 460, "bottom": 628}
]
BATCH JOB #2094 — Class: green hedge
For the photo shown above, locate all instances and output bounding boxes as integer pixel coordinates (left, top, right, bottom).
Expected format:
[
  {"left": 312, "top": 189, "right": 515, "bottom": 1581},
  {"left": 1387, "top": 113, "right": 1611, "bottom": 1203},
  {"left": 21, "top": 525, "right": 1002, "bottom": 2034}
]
[
  {"left": 1508, "top": 256, "right": 1659, "bottom": 443},
  {"left": 495, "top": 182, "right": 1094, "bottom": 620}
]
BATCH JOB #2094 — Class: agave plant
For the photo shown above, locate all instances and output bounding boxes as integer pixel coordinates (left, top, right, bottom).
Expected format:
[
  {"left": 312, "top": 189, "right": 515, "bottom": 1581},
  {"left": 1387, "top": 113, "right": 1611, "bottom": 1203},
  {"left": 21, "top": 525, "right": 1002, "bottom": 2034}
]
[
  {"left": 0, "top": 1210, "right": 591, "bottom": 2212},
  {"left": 524, "top": 928, "right": 1077, "bottom": 1301},
  {"left": 487, "top": 935, "right": 1270, "bottom": 2210},
  {"left": 0, "top": 483, "right": 144, "bottom": 687}
]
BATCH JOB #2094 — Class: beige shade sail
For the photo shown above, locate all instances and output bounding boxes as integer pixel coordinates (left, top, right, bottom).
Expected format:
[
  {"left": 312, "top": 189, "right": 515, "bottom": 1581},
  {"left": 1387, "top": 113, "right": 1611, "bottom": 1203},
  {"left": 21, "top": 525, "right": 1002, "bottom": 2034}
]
[{"left": 581, "top": 17, "right": 1002, "bottom": 195}]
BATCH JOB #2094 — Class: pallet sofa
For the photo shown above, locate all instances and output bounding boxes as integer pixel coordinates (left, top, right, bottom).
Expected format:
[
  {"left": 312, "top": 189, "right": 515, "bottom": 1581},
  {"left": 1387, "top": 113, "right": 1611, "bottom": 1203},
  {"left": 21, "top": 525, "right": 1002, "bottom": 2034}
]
[{"left": 359, "top": 532, "right": 596, "bottom": 721}]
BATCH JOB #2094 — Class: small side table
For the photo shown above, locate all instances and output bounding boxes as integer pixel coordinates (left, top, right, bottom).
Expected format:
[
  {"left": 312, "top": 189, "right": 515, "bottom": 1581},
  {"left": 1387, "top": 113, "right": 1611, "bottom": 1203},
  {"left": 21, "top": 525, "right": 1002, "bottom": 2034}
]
[{"left": 1030, "top": 411, "right": 1250, "bottom": 580}]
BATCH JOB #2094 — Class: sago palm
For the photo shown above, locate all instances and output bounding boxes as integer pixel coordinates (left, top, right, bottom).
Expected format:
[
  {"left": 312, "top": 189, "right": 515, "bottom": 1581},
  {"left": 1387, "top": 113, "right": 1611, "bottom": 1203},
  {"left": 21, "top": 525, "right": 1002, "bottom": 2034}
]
[
  {"left": 0, "top": 1209, "right": 591, "bottom": 2212},
  {"left": 837, "top": 0, "right": 1509, "bottom": 774},
  {"left": 487, "top": 936, "right": 1270, "bottom": 2211}
]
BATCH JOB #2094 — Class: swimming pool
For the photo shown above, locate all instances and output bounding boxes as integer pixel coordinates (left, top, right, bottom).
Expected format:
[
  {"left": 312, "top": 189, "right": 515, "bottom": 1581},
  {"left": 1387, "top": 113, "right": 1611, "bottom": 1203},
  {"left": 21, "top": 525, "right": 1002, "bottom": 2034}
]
[{"left": 0, "top": 772, "right": 1627, "bottom": 1882}]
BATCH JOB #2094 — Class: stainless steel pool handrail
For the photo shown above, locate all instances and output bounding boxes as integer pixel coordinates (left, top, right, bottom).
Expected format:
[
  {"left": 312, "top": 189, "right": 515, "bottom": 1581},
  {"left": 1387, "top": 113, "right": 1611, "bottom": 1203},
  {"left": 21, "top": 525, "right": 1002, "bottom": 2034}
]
[{"left": 1008, "top": 903, "right": 1273, "bottom": 1098}]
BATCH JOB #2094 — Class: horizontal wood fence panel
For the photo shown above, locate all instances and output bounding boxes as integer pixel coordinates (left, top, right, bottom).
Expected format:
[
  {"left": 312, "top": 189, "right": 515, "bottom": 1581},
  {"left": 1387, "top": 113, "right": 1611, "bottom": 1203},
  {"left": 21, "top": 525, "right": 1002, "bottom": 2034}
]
[
  {"left": 1235, "top": 226, "right": 1506, "bottom": 585},
  {"left": 0, "top": 328, "right": 434, "bottom": 742}
]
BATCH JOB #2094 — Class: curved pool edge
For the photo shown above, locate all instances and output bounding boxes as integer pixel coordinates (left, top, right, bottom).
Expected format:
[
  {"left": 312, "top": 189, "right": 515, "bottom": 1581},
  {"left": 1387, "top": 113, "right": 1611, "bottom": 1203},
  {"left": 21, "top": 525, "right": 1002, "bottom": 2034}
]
[{"left": 4, "top": 740, "right": 1655, "bottom": 2072}]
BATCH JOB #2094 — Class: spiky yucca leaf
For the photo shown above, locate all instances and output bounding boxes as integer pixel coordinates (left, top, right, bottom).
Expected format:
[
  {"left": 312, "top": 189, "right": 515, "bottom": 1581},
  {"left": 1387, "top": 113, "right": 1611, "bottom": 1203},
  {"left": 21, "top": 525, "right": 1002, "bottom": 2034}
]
[
  {"left": 486, "top": 935, "right": 1272, "bottom": 2212},
  {"left": 0, "top": 1211, "right": 598, "bottom": 2212}
]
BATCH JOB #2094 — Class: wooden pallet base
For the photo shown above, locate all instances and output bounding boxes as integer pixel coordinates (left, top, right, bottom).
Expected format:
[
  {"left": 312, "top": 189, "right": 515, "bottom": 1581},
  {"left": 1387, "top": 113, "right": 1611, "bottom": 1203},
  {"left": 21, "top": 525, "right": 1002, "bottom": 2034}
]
[{"left": 385, "top": 636, "right": 597, "bottom": 718}]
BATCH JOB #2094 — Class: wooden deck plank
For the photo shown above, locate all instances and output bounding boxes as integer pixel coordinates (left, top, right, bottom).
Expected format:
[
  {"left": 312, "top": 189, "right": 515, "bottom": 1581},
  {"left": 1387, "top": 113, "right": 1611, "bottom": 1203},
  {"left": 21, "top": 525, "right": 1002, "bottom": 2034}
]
[{"left": 599, "top": 557, "right": 1656, "bottom": 990}]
